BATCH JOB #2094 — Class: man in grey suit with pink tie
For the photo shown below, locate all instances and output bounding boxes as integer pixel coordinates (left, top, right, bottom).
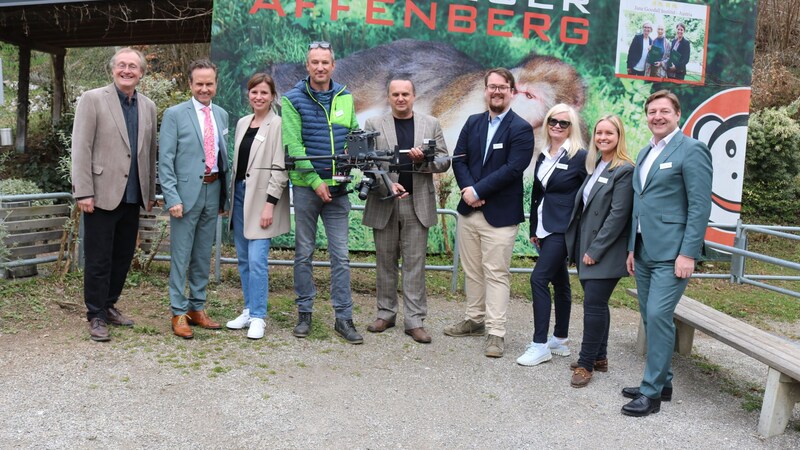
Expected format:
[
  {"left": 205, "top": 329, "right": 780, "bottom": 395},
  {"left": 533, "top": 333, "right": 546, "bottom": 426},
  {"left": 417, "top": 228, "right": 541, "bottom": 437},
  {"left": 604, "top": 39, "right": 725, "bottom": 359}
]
[
  {"left": 71, "top": 47, "right": 157, "bottom": 342},
  {"left": 622, "top": 90, "right": 712, "bottom": 417},
  {"left": 362, "top": 78, "right": 450, "bottom": 344}
]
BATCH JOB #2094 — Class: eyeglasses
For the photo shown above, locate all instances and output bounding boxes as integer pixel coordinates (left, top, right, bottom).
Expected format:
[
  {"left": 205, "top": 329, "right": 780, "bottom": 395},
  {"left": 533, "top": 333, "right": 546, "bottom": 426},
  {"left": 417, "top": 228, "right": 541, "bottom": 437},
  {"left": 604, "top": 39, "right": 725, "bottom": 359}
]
[
  {"left": 486, "top": 84, "right": 511, "bottom": 93},
  {"left": 309, "top": 41, "right": 332, "bottom": 49},
  {"left": 547, "top": 118, "right": 571, "bottom": 128},
  {"left": 115, "top": 63, "right": 139, "bottom": 71}
]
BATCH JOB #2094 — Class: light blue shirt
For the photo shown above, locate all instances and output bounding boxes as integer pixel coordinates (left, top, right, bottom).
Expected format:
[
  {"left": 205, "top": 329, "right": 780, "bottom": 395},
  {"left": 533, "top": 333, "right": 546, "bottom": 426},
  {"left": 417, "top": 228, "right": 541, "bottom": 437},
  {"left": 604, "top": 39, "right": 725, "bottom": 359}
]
[{"left": 473, "top": 110, "right": 509, "bottom": 199}]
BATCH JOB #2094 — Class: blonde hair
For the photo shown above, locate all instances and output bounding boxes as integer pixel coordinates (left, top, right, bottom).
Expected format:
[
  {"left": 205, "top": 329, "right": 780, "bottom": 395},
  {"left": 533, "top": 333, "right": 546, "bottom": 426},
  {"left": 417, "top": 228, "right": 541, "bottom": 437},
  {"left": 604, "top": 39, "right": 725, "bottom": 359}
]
[
  {"left": 534, "top": 103, "right": 585, "bottom": 161},
  {"left": 585, "top": 115, "right": 634, "bottom": 174}
]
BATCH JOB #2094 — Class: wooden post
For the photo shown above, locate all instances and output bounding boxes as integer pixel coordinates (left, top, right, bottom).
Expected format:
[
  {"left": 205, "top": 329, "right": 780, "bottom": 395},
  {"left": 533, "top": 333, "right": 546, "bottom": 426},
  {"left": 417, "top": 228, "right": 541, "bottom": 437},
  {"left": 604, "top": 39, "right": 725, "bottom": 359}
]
[
  {"left": 758, "top": 368, "right": 800, "bottom": 437},
  {"left": 15, "top": 46, "right": 30, "bottom": 153},
  {"left": 51, "top": 53, "right": 65, "bottom": 127}
]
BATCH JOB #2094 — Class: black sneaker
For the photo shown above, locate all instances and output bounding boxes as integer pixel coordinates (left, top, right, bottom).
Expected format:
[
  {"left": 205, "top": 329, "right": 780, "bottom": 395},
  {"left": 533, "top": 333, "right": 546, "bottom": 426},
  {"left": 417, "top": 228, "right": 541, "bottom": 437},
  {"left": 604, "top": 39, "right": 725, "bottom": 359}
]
[
  {"left": 293, "top": 312, "right": 312, "bottom": 338},
  {"left": 334, "top": 318, "right": 364, "bottom": 344}
]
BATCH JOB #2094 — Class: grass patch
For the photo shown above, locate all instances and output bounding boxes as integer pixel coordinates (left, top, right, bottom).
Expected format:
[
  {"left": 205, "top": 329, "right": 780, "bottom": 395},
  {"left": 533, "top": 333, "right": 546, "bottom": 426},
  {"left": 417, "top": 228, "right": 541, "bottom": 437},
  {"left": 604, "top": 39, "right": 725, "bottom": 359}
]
[{"left": 690, "top": 354, "right": 764, "bottom": 412}]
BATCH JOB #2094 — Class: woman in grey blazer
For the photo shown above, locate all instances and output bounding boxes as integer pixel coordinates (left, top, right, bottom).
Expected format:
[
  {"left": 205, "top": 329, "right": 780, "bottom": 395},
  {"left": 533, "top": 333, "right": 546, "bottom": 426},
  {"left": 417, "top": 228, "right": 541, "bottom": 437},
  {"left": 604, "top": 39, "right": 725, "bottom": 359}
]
[
  {"left": 565, "top": 115, "right": 634, "bottom": 387},
  {"left": 226, "top": 73, "right": 290, "bottom": 339}
]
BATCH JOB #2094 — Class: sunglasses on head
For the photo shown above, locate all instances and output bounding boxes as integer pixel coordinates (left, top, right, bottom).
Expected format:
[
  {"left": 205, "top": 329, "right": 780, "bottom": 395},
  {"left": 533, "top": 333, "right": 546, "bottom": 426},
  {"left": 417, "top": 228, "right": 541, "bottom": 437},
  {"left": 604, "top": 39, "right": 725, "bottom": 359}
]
[
  {"left": 547, "top": 118, "right": 571, "bottom": 129},
  {"left": 309, "top": 41, "right": 332, "bottom": 49}
]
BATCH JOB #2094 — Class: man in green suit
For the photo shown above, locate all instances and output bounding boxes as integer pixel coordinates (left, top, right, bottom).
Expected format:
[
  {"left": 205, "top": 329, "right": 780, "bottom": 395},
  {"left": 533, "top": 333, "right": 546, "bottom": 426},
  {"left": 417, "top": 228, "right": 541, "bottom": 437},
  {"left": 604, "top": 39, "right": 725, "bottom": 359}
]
[
  {"left": 622, "top": 90, "right": 712, "bottom": 417},
  {"left": 159, "top": 59, "right": 230, "bottom": 339}
]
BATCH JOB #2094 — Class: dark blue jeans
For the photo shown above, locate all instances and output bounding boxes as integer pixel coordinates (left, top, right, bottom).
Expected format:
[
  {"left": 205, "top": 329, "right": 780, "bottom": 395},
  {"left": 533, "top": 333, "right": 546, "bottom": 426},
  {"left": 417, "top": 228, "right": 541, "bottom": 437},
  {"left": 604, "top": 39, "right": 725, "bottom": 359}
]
[
  {"left": 577, "top": 277, "right": 620, "bottom": 371},
  {"left": 531, "top": 233, "right": 571, "bottom": 343}
]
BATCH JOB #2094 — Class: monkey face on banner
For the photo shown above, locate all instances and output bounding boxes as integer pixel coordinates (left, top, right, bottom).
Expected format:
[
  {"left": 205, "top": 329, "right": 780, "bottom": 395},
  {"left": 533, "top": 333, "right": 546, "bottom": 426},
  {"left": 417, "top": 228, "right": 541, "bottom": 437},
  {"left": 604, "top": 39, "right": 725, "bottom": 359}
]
[{"left": 683, "top": 87, "right": 751, "bottom": 246}]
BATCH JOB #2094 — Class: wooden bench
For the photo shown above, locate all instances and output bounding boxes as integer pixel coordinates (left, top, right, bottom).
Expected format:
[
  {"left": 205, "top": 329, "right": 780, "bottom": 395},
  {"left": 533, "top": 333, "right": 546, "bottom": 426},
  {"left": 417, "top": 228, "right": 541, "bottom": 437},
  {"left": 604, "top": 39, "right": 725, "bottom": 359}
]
[
  {"left": 0, "top": 202, "right": 72, "bottom": 278},
  {"left": 627, "top": 288, "right": 800, "bottom": 437}
]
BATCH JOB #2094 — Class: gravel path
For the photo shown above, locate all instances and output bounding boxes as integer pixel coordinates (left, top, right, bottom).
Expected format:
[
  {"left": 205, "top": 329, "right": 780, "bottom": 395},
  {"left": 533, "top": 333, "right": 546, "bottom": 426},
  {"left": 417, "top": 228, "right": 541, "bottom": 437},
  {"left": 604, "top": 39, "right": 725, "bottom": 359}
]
[{"left": 1, "top": 295, "right": 798, "bottom": 449}]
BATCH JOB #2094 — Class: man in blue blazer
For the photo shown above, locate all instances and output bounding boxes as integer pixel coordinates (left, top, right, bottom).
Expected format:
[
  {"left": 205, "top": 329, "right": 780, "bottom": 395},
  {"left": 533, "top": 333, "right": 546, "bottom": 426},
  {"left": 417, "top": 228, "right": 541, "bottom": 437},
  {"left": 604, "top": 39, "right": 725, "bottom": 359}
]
[
  {"left": 159, "top": 59, "right": 230, "bottom": 339},
  {"left": 622, "top": 90, "right": 712, "bottom": 416},
  {"left": 445, "top": 68, "right": 534, "bottom": 358},
  {"left": 627, "top": 22, "right": 653, "bottom": 76}
]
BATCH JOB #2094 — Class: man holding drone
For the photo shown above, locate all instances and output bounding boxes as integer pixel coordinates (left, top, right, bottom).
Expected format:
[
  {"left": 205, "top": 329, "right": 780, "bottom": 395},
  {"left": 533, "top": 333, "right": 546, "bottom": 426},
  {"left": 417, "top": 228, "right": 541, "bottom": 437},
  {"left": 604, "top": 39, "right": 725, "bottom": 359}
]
[
  {"left": 362, "top": 77, "right": 450, "bottom": 344},
  {"left": 281, "top": 41, "right": 363, "bottom": 344}
]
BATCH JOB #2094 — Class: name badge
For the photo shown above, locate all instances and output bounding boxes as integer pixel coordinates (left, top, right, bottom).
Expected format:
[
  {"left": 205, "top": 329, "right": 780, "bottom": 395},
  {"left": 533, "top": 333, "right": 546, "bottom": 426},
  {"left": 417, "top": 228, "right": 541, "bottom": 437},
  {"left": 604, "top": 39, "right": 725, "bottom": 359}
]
[
  {"left": 493, "top": 143, "right": 503, "bottom": 149},
  {"left": 660, "top": 162, "right": 672, "bottom": 169},
  {"left": 335, "top": 110, "right": 344, "bottom": 117},
  {"left": 222, "top": 128, "right": 229, "bottom": 136},
  {"left": 254, "top": 134, "right": 265, "bottom": 142},
  {"left": 598, "top": 177, "right": 609, "bottom": 184},
  {"left": 555, "top": 163, "right": 569, "bottom": 170}
]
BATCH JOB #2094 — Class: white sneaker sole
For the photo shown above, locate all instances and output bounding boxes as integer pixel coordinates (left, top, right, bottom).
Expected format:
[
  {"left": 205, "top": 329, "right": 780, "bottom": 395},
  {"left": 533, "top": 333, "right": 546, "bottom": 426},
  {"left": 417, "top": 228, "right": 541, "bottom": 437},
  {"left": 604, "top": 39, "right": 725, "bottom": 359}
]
[
  {"left": 550, "top": 346, "right": 571, "bottom": 357},
  {"left": 516, "top": 353, "right": 552, "bottom": 366}
]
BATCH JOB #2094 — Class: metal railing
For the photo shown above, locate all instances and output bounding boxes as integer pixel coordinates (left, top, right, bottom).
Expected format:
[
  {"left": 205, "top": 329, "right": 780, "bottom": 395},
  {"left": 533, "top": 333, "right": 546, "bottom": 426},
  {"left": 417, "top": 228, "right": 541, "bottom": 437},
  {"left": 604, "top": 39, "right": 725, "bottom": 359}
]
[{"left": 2, "top": 193, "right": 798, "bottom": 299}]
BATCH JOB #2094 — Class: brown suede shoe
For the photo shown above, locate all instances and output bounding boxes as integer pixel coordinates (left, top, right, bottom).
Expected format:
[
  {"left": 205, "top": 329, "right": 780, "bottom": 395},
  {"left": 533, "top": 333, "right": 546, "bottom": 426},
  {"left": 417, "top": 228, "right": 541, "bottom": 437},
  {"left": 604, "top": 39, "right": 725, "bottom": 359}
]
[
  {"left": 366, "top": 318, "right": 396, "bottom": 333},
  {"left": 107, "top": 306, "right": 135, "bottom": 326},
  {"left": 172, "top": 315, "right": 193, "bottom": 339},
  {"left": 405, "top": 327, "right": 432, "bottom": 344},
  {"left": 88, "top": 318, "right": 111, "bottom": 342},
  {"left": 571, "top": 367, "right": 593, "bottom": 388},
  {"left": 186, "top": 310, "right": 222, "bottom": 329},
  {"left": 570, "top": 358, "right": 608, "bottom": 372}
]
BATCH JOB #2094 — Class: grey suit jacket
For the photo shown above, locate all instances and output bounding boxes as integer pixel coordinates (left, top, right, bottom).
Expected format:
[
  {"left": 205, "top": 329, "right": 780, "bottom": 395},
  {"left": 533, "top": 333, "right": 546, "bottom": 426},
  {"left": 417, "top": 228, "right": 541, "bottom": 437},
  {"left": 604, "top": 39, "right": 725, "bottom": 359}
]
[
  {"left": 159, "top": 99, "right": 230, "bottom": 214},
  {"left": 566, "top": 160, "right": 634, "bottom": 279},
  {"left": 362, "top": 112, "right": 449, "bottom": 229},
  {"left": 229, "top": 111, "right": 290, "bottom": 240},
  {"left": 71, "top": 83, "right": 157, "bottom": 210},
  {"left": 628, "top": 132, "right": 712, "bottom": 261}
]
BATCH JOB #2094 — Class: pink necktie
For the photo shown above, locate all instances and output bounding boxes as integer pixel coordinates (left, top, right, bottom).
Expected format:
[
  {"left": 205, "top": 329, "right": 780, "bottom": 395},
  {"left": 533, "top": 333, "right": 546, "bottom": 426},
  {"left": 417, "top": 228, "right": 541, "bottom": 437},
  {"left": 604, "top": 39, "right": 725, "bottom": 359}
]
[{"left": 202, "top": 106, "right": 216, "bottom": 174}]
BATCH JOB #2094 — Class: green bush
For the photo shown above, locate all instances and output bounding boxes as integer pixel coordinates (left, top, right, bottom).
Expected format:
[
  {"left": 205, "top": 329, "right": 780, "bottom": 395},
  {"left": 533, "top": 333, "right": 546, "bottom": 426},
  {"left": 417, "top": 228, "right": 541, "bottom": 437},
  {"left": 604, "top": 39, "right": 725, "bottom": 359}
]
[
  {"left": 742, "top": 99, "right": 800, "bottom": 223},
  {"left": 0, "top": 178, "right": 52, "bottom": 205}
]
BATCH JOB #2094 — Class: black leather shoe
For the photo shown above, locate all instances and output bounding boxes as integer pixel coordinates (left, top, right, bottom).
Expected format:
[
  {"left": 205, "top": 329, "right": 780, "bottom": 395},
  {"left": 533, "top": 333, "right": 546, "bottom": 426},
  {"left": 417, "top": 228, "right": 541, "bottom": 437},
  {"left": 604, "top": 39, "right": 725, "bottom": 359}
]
[
  {"left": 621, "top": 395, "right": 661, "bottom": 417},
  {"left": 334, "top": 318, "right": 364, "bottom": 344},
  {"left": 621, "top": 386, "right": 673, "bottom": 401},
  {"left": 293, "top": 312, "right": 312, "bottom": 338}
]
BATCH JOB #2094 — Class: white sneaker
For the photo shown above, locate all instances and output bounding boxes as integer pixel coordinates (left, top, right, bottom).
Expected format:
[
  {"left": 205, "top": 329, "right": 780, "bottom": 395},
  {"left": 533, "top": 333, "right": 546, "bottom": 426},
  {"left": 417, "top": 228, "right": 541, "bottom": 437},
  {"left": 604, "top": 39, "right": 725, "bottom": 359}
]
[
  {"left": 247, "top": 318, "right": 266, "bottom": 339},
  {"left": 516, "top": 342, "right": 552, "bottom": 366},
  {"left": 547, "top": 335, "right": 571, "bottom": 356},
  {"left": 226, "top": 309, "right": 251, "bottom": 330}
]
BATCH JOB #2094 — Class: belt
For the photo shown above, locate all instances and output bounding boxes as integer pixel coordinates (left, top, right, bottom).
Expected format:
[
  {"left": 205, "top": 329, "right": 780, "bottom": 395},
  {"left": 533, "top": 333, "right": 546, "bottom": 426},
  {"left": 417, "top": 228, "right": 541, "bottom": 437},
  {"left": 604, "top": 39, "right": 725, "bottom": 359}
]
[{"left": 203, "top": 172, "right": 219, "bottom": 184}]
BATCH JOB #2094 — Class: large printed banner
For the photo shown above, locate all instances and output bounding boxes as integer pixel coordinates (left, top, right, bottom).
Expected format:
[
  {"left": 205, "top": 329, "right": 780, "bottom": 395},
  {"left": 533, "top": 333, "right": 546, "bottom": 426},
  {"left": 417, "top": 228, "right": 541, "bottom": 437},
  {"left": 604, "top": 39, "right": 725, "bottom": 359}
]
[{"left": 211, "top": 0, "right": 757, "bottom": 253}]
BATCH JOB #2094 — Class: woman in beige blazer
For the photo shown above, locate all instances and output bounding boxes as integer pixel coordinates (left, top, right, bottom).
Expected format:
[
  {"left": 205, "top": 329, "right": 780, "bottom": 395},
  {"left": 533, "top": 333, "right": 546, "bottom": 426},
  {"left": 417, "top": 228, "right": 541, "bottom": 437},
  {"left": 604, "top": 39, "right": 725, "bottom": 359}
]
[{"left": 226, "top": 73, "right": 290, "bottom": 339}]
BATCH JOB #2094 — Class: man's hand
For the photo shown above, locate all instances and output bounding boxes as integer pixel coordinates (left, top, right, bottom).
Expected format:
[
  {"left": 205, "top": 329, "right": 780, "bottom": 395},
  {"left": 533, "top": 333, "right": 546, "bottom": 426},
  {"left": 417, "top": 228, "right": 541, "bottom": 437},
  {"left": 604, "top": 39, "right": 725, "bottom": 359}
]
[
  {"left": 460, "top": 187, "right": 484, "bottom": 208},
  {"left": 408, "top": 146, "right": 425, "bottom": 163},
  {"left": 315, "top": 182, "right": 332, "bottom": 203},
  {"left": 626, "top": 251, "right": 635, "bottom": 276},
  {"left": 260, "top": 203, "right": 274, "bottom": 228},
  {"left": 582, "top": 253, "right": 597, "bottom": 266},
  {"left": 146, "top": 200, "right": 156, "bottom": 212},
  {"left": 391, "top": 183, "right": 409, "bottom": 199},
  {"left": 674, "top": 255, "right": 695, "bottom": 279},
  {"left": 169, "top": 204, "right": 183, "bottom": 218},
  {"left": 77, "top": 197, "right": 95, "bottom": 214}
]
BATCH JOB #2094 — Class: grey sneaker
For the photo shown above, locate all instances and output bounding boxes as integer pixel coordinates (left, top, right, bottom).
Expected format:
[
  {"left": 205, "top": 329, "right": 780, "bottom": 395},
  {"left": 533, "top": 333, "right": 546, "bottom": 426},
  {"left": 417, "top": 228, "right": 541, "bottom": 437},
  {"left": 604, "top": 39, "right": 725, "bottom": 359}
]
[
  {"left": 443, "top": 319, "right": 486, "bottom": 337},
  {"left": 484, "top": 334, "right": 504, "bottom": 358}
]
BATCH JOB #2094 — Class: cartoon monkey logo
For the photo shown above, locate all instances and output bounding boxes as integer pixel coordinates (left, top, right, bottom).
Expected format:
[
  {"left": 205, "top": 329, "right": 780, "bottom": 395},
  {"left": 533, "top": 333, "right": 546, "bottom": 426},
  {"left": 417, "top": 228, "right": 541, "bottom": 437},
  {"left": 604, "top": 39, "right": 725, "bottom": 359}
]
[{"left": 683, "top": 87, "right": 751, "bottom": 246}]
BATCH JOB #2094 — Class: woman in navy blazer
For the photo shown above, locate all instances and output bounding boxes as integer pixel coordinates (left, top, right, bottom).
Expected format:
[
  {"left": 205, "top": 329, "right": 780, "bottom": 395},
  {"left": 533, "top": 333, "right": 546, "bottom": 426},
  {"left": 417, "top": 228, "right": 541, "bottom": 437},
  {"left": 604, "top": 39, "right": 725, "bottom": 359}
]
[
  {"left": 564, "top": 115, "right": 634, "bottom": 387},
  {"left": 517, "top": 104, "right": 587, "bottom": 367}
]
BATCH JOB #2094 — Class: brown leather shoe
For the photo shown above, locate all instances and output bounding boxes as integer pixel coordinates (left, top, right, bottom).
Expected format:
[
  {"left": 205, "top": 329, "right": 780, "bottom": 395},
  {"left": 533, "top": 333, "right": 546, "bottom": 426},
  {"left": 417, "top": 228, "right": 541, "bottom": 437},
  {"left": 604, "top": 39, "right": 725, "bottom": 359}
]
[
  {"left": 88, "top": 318, "right": 111, "bottom": 342},
  {"left": 366, "top": 318, "right": 395, "bottom": 333},
  {"left": 107, "top": 306, "right": 135, "bottom": 326},
  {"left": 571, "top": 367, "right": 593, "bottom": 388},
  {"left": 405, "top": 327, "right": 432, "bottom": 343},
  {"left": 172, "top": 315, "right": 193, "bottom": 339},
  {"left": 186, "top": 310, "right": 222, "bottom": 329},
  {"left": 570, "top": 358, "right": 608, "bottom": 372}
]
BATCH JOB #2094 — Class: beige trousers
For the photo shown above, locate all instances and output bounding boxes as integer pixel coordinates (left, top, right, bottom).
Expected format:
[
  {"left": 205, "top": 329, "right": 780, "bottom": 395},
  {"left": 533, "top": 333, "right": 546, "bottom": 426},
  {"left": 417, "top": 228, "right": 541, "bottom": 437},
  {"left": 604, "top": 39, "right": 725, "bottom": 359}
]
[{"left": 457, "top": 211, "right": 518, "bottom": 337}]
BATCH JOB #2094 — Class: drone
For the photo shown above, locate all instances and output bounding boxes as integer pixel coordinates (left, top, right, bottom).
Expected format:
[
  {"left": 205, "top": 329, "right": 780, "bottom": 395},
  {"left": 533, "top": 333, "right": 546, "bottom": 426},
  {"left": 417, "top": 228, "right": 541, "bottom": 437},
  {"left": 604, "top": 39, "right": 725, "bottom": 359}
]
[{"left": 279, "top": 129, "right": 455, "bottom": 201}]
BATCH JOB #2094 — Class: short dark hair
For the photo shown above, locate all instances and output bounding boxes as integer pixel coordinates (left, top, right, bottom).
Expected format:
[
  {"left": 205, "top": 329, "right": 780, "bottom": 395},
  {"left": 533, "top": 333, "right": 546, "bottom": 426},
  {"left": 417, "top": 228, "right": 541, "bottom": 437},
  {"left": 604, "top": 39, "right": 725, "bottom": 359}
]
[
  {"left": 645, "top": 89, "right": 681, "bottom": 114},
  {"left": 247, "top": 72, "right": 276, "bottom": 95},
  {"left": 188, "top": 59, "right": 217, "bottom": 82},
  {"left": 484, "top": 68, "right": 515, "bottom": 90},
  {"left": 386, "top": 76, "right": 416, "bottom": 95}
]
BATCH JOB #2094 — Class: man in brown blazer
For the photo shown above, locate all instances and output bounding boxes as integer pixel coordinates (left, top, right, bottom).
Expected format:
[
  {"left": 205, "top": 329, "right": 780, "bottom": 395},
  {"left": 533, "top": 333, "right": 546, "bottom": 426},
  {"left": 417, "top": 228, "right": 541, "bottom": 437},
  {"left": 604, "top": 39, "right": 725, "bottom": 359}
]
[
  {"left": 71, "top": 47, "right": 157, "bottom": 342},
  {"left": 362, "top": 78, "right": 449, "bottom": 343}
]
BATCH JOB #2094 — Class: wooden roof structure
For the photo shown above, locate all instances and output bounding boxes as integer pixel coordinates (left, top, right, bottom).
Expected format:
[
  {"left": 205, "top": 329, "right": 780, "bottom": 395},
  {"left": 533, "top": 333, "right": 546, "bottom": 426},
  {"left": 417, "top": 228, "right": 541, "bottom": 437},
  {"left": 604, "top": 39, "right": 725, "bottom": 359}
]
[{"left": 0, "top": 0, "right": 212, "bottom": 152}]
